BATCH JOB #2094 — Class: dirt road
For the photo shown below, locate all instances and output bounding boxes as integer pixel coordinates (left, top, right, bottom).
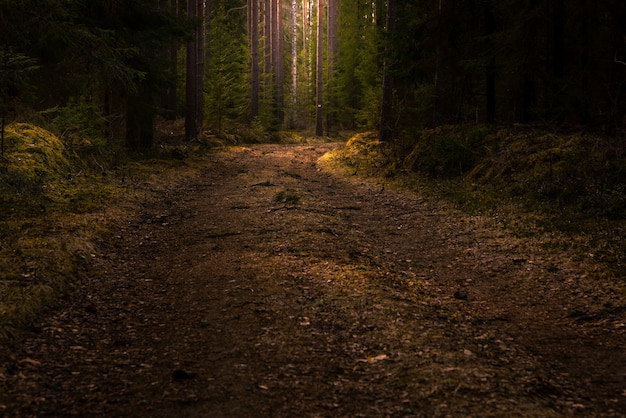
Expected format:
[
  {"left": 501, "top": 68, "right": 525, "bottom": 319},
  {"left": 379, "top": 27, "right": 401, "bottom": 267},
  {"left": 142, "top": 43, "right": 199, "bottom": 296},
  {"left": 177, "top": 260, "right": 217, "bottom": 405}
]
[{"left": 2, "top": 143, "right": 625, "bottom": 417}]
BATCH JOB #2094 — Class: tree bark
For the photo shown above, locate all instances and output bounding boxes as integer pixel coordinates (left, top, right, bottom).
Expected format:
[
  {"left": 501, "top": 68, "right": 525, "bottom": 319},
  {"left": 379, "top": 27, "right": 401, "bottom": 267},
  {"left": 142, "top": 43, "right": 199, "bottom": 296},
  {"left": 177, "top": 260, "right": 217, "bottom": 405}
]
[
  {"left": 551, "top": 0, "right": 565, "bottom": 80},
  {"left": 197, "top": 0, "right": 205, "bottom": 129},
  {"left": 315, "top": 0, "right": 325, "bottom": 136},
  {"left": 379, "top": 0, "right": 395, "bottom": 141},
  {"left": 168, "top": 0, "right": 179, "bottom": 118},
  {"left": 290, "top": 0, "right": 298, "bottom": 127},
  {"left": 485, "top": 0, "right": 496, "bottom": 123},
  {"left": 432, "top": 0, "right": 443, "bottom": 126},
  {"left": 264, "top": 0, "right": 271, "bottom": 75},
  {"left": 185, "top": 0, "right": 198, "bottom": 140},
  {"left": 158, "top": 0, "right": 179, "bottom": 119},
  {"left": 185, "top": 0, "right": 203, "bottom": 140},
  {"left": 273, "top": 0, "right": 284, "bottom": 125},
  {"left": 126, "top": 82, "right": 155, "bottom": 149},
  {"left": 326, "top": 0, "right": 338, "bottom": 132},
  {"left": 249, "top": 0, "right": 260, "bottom": 119}
]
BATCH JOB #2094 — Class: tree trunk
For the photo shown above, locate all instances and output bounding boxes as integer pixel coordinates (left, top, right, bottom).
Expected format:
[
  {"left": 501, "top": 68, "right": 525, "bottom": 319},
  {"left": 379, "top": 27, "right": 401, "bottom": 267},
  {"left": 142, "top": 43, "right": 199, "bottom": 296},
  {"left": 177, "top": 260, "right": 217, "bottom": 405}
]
[
  {"left": 302, "top": 0, "right": 308, "bottom": 53},
  {"left": 1, "top": 92, "right": 5, "bottom": 156},
  {"left": 185, "top": 0, "right": 203, "bottom": 140},
  {"left": 185, "top": 0, "right": 198, "bottom": 140},
  {"left": 379, "top": 0, "right": 395, "bottom": 141},
  {"left": 326, "top": 0, "right": 338, "bottom": 132},
  {"left": 249, "top": 0, "right": 260, "bottom": 119},
  {"left": 485, "top": 0, "right": 496, "bottom": 123},
  {"left": 551, "top": 0, "right": 565, "bottom": 80},
  {"left": 168, "top": 43, "right": 178, "bottom": 117},
  {"left": 432, "top": 0, "right": 443, "bottom": 126},
  {"left": 196, "top": 0, "right": 205, "bottom": 131},
  {"left": 272, "top": 0, "right": 284, "bottom": 125},
  {"left": 290, "top": 0, "right": 298, "bottom": 127},
  {"left": 126, "top": 83, "right": 155, "bottom": 149},
  {"left": 315, "top": 0, "right": 325, "bottom": 136},
  {"left": 264, "top": 0, "right": 271, "bottom": 75}
]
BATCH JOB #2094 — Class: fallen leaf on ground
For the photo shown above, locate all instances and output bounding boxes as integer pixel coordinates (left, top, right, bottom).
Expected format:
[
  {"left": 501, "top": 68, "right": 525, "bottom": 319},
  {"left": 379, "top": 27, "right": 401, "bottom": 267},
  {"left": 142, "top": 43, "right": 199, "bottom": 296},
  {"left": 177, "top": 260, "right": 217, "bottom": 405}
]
[{"left": 358, "top": 354, "right": 388, "bottom": 363}]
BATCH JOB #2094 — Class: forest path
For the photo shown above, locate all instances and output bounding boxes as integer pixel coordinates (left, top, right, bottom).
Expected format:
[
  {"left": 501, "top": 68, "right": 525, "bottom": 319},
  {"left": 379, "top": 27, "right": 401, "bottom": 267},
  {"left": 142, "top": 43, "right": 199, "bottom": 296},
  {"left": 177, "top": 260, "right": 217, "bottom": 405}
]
[{"left": 2, "top": 142, "right": 626, "bottom": 417}]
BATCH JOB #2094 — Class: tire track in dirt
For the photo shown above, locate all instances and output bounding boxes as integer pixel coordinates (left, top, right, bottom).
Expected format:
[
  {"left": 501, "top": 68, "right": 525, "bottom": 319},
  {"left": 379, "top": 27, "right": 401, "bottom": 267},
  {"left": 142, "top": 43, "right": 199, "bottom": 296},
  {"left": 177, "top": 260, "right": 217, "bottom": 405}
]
[{"left": 1, "top": 143, "right": 625, "bottom": 417}]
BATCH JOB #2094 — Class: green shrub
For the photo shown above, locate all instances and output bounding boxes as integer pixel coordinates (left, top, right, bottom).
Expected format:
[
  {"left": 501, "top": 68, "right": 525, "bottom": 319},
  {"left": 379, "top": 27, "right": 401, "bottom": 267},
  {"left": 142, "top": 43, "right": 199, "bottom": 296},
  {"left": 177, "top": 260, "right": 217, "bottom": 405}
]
[
  {"left": 1, "top": 123, "right": 70, "bottom": 193},
  {"left": 49, "top": 98, "right": 109, "bottom": 151},
  {"left": 274, "top": 190, "right": 301, "bottom": 205},
  {"left": 405, "top": 125, "right": 489, "bottom": 177}
]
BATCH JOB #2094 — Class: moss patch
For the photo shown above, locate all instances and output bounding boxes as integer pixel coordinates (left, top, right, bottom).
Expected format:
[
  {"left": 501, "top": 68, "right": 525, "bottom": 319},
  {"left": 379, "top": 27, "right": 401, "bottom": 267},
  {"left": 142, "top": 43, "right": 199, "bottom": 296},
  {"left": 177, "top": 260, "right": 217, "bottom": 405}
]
[
  {"left": 319, "top": 132, "right": 394, "bottom": 177},
  {"left": 1, "top": 123, "right": 69, "bottom": 193},
  {"left": 0, "top": 122, "right": 214, "bottom": 357}
]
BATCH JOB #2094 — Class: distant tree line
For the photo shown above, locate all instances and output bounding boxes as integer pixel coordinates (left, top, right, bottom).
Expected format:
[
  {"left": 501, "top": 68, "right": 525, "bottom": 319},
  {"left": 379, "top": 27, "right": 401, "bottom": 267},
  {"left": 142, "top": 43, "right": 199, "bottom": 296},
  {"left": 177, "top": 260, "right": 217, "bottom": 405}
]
[
  {"left": 340, "top": 0, "right": 626, "bottom": 141},
  {"left": 0, "top": 0, "right": 192, "bottom": 149},
  {"left": 2, "top": 0, "right": 626, "bottom": 149}
]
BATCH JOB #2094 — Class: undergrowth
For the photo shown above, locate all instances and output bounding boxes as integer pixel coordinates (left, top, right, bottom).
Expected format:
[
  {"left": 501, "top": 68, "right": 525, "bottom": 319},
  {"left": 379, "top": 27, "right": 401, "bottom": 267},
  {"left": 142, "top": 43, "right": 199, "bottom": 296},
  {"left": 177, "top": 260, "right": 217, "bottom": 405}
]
[
  {"left": 0, "top": 115, "right": 330, "bottom": 357},
  {"left": 0, "top": 121, "right": 209, "bottom": 357},
  {"left": 324, "top": 127, "right": 626, "bottom": 280}
]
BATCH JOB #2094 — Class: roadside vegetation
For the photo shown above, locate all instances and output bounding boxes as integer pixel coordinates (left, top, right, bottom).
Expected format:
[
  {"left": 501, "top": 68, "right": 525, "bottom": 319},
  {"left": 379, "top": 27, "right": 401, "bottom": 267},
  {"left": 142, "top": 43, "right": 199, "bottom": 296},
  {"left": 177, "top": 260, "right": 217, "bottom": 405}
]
[
  {"left": 0, "top": 117, "right": 315, "bottom": 356},
  {"left": 2, "top": 118, "right": 626, "bottom": 360},
  {"left": 323, "top": 126, "right": 626, "bottom": 282},
  {"left": 0, "top": 119, "right": 202, "bottom": 357}
]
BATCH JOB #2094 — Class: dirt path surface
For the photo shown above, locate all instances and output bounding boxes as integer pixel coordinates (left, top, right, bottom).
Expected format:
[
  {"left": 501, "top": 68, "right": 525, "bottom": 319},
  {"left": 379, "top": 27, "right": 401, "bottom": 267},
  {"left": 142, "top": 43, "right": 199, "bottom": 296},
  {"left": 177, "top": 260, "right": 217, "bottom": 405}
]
[{"left": 2, "top": 143, "right": 626, "bottom": 417}]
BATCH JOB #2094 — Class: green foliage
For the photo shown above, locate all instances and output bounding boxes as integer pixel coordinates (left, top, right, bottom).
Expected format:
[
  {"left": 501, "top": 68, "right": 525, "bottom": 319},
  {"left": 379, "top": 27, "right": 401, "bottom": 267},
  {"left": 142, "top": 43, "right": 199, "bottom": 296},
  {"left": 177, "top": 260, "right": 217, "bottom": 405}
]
[
  {"left": 1, "top": 0, "right": 192, "bottom": 150},
  {"left": 205, "top": 4, "right": 249, "bottom": 132},
  {"left": 461, "top": 128, "right": 626, "bottom": 219},
  {"left": 0, "top": 47, "right": 40, "bottom": 154},
  {"left": 274, "top": 190, "right": 301, "bottom": 205},
  {"left": 405, "top": 125, "right": 488, "bottom": 177},
  {"left": 258, "top": 72, "right": 281, "bottom": 133},
  {"left": 0, "top": 124, "right": 70, "bottom": 198},
  {"left": 212, "top": 117, "right": 279, "bottom": 145},
  {"left": 336, "top": 0, "right": 384, "bottom": 129},
  {"left": 398, "top": 125, "right": 626, "bottom": 220},
  {"left": 49, "top": 98, "right": 108, "bottom": 149},
  {"left": 331, "top": 128, "right": 626, "bottom": 277},
  {"left": 414, "top": 135, "right": 470, "bottom": 177},
  {"left": 0, "top": 47, "right": 39, "bottom": 99},
  {"left": 331, "top": 0, "right": 626, "bottom": 136},
  {"left": 334, "top": 125, "right": 626, "bottom": 224}
]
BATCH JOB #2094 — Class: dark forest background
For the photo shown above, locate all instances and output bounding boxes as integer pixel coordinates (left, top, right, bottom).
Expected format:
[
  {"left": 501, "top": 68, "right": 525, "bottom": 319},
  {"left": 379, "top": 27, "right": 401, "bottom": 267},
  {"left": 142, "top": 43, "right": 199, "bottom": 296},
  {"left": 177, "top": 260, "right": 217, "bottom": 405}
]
[
  {"left": 1, "top": 0, "right": 625, "bottom": 221},
  {"left": 2, "top": 1, "right": 626, "bottom": 139}
]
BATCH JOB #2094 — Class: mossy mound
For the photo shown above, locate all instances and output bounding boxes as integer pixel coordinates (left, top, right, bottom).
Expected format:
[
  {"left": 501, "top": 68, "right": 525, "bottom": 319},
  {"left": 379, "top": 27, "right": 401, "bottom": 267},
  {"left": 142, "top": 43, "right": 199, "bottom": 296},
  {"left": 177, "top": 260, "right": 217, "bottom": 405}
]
[
  {"left": 329, "top": 127, "right": 626, "bottom": 277},
  {"left": 1, "top": 123, "right": 70, "bottom": 198},
  {"left": 404, "top": 125, "right": 490, "bottom": 177},
  {"left": 470, "top": 127, "right": 626, "bottom": 219},
  {"left": 401, "top": 125, "right": 626, "bottom": 219},
  {"left": 0, "top": 121, "right": 224, "bottom": 359},
  {"left": 0, "top": 123, "right": 110, "bottom": 357},
  {"left": 319, "top": 132, "right": 393, "bottom": 176}
]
